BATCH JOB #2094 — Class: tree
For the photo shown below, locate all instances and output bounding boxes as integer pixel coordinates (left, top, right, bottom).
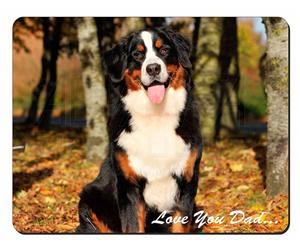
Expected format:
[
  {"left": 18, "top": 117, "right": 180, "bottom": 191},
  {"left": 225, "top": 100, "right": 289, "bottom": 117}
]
[
  {"left": 24, "top": 17, "right": 63, "bottom": 129},
  {"left": 25, "top": 18, "right": 51, "bottom": 124},
  {"left": 119, "top": 17, "right": 145, "bottom": 38},
  {"left": 191, "top": 18, "right": 201, "bottom": 69},
  {"left": 94, "top": 17, "right": 116, "bottom": 54},
  {"left": 215, "top": 18, "right": 240, "bottom": 139},
  {"left": 13, "top": 17, "right": 42, "bottom": 53},
  {"left": 263, "top": 17, "right": 289, "bottom": 196},
  {"left": 168, "top": 17, "right": 194, "bottom": 39},
  {"left": 193, "top": 18, "right": 221, "bottom": 143},
  {"left": 145, "top": 17, "right": 166, "bottom": 28},
  {"left": 38, "top": 18, "right": 63, "bottom": 129},
  {"left": 77, "top": 17, "right": 108, "bottom": 163},
  {"left": 193, "top": 18, "right": 239, "bottom": 143},
  {"left": 239, "top": 20, "right": 267, "bottom": 120}
]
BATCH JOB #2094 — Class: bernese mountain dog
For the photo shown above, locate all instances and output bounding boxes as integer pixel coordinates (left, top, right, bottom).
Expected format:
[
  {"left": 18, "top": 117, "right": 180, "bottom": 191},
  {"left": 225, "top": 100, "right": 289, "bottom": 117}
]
[{"left": 76, "top": 27, "right": 202, "bottom": 233}]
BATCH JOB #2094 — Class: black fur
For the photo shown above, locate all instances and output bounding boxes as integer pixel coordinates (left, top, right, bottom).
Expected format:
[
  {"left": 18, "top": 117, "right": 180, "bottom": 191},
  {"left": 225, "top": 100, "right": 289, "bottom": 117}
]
[
  {"left": 76, "top": 27, "right": 202, "bottom": 234},
  {"left": 103, "top": 38, "right": 128, "bottom": 83},
  {"left": 158, "top": 28, "right": 193, "bottom": 69}
]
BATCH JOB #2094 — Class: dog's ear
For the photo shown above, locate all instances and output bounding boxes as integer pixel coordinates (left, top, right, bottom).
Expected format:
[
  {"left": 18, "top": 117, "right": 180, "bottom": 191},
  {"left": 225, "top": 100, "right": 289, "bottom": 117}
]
[
  {"left": 103, "top": 42, "right": 127, "bottom": 83},
  {"left": 163, "top": 28, "right": 192, "bottom": 69}
]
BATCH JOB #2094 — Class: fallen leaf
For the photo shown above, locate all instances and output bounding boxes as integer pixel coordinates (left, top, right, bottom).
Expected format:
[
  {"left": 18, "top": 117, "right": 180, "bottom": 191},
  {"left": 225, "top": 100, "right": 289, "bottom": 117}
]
[
  {"left": 229, "top": 163, "right": 244, "bottom": 172},
  {"left": 237, "top": 185, "right": 250, "bottom": 191}
]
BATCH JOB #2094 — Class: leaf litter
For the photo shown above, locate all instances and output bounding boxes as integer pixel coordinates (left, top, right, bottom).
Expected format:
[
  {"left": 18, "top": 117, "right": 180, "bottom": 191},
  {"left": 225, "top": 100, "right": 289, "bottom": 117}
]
[{"left": 13, "top": 125, "right": 288, "bottom": 233}]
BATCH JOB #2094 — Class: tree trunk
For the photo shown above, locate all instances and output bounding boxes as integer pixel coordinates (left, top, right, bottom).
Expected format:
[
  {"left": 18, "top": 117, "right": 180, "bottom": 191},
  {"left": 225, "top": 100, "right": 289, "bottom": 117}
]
[
  {"left": 191, "top": 17, "right": 201, "bottom": 70},
  {"left": 193, "top": 17, "right": 223, "bottom": 143},
  {"left": 145, "top": 17, "right": 166, "bottom": 28},
  {"left": 263, "top": 17, "right": 289, "bottom": 197},
  {"left": 120, "top": 17, "right": 145, "bottom": 38},
  {"left": 193, "top": 17, "right": 239, "bottom": 143},
  {"left": 94, "top": 17, "right": 116, "bottom": 54},
  {"left": 215, "top": 18, "right": 240, "bottom": 139},
  {"left": 26, "top": 18, "right": 50, "bottom": 124},
  {"left": 39, "top": 17, "right": 63, "bottom": 129},
  {"left": 77, "top": 17, "right": 108, "bottom": 163}
]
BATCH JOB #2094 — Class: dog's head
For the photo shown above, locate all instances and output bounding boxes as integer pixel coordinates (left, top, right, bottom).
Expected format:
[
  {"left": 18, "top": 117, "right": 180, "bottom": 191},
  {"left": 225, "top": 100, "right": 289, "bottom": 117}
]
[{"left": 103, "top": 27, "right": 192, "bottom": 110}]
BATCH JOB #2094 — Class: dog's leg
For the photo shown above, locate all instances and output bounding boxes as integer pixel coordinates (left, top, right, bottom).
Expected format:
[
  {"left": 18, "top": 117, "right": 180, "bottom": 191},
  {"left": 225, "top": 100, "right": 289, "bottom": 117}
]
[
  {"left": 76, "top": 201, "right": 100, "bottom": 233},
  {"left": 77, "top": 159, "right": 122, "bottom": 233},
  {"left": 117, "top": 181, "right": 146, "bottom": 233},
  {"left": 170, "top": 147, "right": 202, "bottom": 233},
  {"left": 115, "top": 152, "right": 146, "bottom": 233}
]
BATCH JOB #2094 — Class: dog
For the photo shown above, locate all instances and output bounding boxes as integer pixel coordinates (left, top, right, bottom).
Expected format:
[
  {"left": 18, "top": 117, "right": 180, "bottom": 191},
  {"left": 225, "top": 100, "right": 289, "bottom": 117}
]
[{"left": 76, "top": 27, "right": 202, "bottom": 233}]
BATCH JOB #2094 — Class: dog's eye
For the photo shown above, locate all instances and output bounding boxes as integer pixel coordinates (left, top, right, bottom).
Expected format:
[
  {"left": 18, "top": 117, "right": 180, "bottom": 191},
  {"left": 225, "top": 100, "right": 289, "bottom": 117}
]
[
  {"left": 159, "top": 46, "right": 170, "bottom": 57},
  {"left": 132, "top": 51, "right": 144, "bottom": 61}
]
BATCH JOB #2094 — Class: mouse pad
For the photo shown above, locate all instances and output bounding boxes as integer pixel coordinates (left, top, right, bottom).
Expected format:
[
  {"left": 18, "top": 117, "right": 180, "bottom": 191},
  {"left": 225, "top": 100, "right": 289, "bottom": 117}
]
[{"left": 12, "top": 17, "right": 289, "bottom": 234}]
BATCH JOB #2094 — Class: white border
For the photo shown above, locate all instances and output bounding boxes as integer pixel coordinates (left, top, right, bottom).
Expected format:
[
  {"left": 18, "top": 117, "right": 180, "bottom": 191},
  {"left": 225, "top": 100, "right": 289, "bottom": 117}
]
[{"left": 1, "top": 0, "right": 298, "bottom": 249}]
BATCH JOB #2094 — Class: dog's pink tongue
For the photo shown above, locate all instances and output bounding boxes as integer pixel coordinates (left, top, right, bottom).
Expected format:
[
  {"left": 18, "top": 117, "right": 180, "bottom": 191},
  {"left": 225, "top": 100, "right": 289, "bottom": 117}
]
[{"left": 147, "top": 85, "right": 165, "bottom": 104}]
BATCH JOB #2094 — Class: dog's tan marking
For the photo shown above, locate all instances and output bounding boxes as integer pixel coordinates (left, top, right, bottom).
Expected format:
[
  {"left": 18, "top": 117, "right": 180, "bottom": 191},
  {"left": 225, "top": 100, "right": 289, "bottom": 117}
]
[
  {"left": 170, "top": 210, "right": 191, "bottom": 233},
  {"left": 89, "top": 210, "right": 112, "bottom": 232},
  {"left": 184, "top": 149, "right": 198, "bottom": 182},
  {"left": 155, "top": 39, "right": 163, "bottom": 49},
  {"left": 124, "top": 69, "right": 141, "bottom": 91},
  {"left": 169, "top": 65, "right": 185, "bottom": 89},
  {"left": 167, "top": 64, "right": 178, "bottom": 74},
  {"left": 137, "top": 202, "right": 145, "bottom": 233},
  {"left": 137, "top": 44, "right": 145, "bottom": 52},
  {"left": 115, "top": 152, "right": 139, "bottom": 184}
]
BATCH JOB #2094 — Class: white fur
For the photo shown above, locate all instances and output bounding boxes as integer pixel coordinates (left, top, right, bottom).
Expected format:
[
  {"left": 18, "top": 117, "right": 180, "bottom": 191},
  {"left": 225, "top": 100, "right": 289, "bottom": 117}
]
[
  {"left": 140, "top": 31, "right": 169, "bottom": 86},
  {"left": 117, "top": 86, "right": 190, "bottom": 211},
  {"left": 143, "top": 176, "right": 178, "bottom": 212}
]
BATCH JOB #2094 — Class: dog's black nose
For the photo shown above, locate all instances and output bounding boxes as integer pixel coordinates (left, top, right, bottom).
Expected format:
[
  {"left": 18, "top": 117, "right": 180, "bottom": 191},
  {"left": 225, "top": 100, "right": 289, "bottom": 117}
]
[{"left": 146, "top": 63, "right": 161, "bottom": 76}]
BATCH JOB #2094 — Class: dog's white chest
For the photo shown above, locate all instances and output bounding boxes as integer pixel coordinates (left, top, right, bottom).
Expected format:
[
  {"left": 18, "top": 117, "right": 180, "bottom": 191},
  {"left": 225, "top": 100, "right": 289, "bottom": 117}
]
[
  {"left": 118, "top": 115, "right": 190, "bottom": 180},
  {"left": 118, "top": 115, "right": 190, "bottom": 211},
  {"left": 118, "top": 88, "right": 190, "bottom": 211},
  {"left": 117, "top": 87, "right": 190, "bottom": 211}
]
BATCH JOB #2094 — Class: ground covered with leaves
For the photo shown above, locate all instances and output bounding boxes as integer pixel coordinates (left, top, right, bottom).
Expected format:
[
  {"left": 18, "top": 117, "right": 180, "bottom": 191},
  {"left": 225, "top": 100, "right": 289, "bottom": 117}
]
[{"left": 13, "top": 125, "right": 288, "bottom": 233}]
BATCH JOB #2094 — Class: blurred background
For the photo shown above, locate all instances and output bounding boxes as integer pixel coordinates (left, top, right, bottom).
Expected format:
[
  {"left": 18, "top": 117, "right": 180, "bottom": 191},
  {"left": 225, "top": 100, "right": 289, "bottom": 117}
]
[
  {"left": 13, "top": 17, "right": 266, "bottom": 130},
  {"left": 13, "top": 17, "right": 288, "bottom": 233}
]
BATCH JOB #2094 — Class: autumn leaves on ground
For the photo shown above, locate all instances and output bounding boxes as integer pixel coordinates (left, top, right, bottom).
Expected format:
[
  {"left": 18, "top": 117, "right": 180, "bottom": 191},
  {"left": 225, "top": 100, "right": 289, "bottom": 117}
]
[{"left": 13, "top": 125, "right": 288, "bottom": 233}]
